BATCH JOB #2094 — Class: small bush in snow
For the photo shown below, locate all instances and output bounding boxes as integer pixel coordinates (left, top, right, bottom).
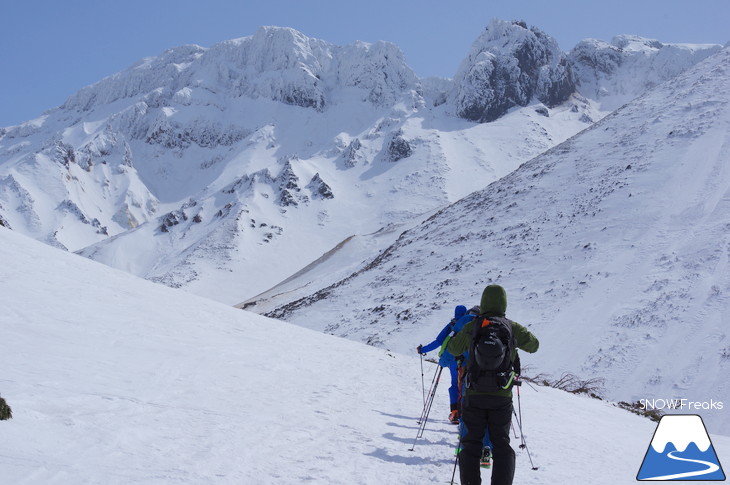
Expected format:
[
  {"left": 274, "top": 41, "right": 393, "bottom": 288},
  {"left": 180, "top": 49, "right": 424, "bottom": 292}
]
[{"left": 0, "top": 396, "right": 12, "bottom": 421}]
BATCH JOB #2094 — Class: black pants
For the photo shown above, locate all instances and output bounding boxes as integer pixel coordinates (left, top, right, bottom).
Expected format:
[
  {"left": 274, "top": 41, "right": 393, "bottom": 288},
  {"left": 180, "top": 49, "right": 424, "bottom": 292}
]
[{"left": 459, "top": 394, "right": 515, "bottom": 485}]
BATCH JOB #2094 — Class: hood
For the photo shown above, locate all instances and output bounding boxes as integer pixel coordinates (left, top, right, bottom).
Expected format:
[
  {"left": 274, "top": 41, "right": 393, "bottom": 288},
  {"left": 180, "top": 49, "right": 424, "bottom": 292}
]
[
  {"left": 454, "top": 305, "right": 467, "bottom": 319},
  {"left": 480, "top": 285, "right": 507, "bottom": 316}
]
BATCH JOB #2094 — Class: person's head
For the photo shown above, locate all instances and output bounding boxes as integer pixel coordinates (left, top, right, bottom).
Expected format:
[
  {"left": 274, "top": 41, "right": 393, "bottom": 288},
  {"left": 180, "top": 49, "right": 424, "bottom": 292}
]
[
  {"left": 480, "top": 285, "right": 507, "bottom": 316},
  {"left": 454, "top": 305, "right": 467, "bottom": 319}
]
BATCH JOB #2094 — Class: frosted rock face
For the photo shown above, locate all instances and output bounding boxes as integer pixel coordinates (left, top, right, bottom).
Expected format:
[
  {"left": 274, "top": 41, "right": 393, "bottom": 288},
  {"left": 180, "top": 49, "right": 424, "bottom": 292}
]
[
  {"left": 62, "top": 26, "right": 420, "bottom": 114},
  {"left": 569, "top": 35, "right": 723, "bottom": 110},
  {"left": 336, "top": 41, "right": 420, "bottom": 106},
  {"left": 307, "top": 173, "right": 334, "bottom": 200},
  {"left": 64, "top": 45, "right": 207, "bottom": 112},
  {"left": 387, "top": 132, "right": 412, "bottom": 162},
  {"left": 450, "top": 19, "right": 575, "bottom": 122}
]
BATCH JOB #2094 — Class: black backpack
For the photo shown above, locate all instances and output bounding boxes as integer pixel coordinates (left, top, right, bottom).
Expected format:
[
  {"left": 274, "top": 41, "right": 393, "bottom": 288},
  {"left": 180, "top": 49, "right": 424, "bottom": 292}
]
[{"left": 466, "top": 316, "right": 519, "bottom": 392}]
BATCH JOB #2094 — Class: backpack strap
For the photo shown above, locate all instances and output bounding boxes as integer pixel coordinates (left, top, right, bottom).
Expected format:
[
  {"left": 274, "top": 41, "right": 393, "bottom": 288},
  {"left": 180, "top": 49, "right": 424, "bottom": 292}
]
[
  {"left": 469, "top": 315, "right": 485, "bottom": 353},
  {"left": 438, "top": 318, "right": 460, "bottom": 357},
  {"left": 513, "top": 351, "right": 522, "bottom": 376},
  {"left": 466, "top": 315, "right": 487, "bottom": 373}
]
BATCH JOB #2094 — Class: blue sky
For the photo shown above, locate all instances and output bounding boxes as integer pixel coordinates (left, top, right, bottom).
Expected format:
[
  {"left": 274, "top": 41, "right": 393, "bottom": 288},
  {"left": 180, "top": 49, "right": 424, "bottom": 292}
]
[{"left": 1, "top": 0, "right": 728, "bottom": 127}]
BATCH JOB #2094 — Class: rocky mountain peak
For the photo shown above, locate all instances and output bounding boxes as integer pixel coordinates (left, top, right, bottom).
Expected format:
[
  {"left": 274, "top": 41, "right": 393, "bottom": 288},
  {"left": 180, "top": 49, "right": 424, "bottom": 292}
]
[{"left": 449, "top": 19, "right": 575, "bottom": 122}]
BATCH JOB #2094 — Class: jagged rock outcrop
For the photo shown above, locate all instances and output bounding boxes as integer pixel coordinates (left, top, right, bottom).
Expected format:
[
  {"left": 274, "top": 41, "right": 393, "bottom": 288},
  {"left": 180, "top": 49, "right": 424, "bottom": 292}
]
[
  {"left": 341, "top": 138, "right": 364, "bottom": 168},
  {"left": 387, "top": 132, "right": 412, "bottom": 162},
  {"left": 144, "top": 118, "right": 251, "bottom": 149},
  {"left": 450, "top": 19, "right": 575, "bottom": 123},
  {"left": 159, "top": 209, "right": 188, "bottom": 232},
  {"left": 307, "top": 173, "right": 334, "bottom": 199},
  {"left": 276, "top": 159, "right": 309, "bottom": 207}
]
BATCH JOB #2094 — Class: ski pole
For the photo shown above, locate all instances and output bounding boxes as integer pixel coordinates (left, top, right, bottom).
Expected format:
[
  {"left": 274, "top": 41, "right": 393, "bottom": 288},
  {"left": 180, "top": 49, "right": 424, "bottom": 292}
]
[
  {"left": 409, "top": 365, "right": 442, "bottom": 451},
  {"left": 450, "top": 431, "right": 464, "bottom": 484},
  {"left": 417, "top": 364, "right": 440, "bottom": 425},
  {"left": 420, "top": 353, "right": 426, "bottom": 408},
  {"left": 418, "top": 366, "right": 442, "bottom": 438},
  {"left": 416, "top": 366, "right": 441, "bottom": 438},
  {"left": 512, "top": 384, "right": 538, "bottom": 471},
  {"left": 517, "top": 381, "right": 524, "bottom": 437}
]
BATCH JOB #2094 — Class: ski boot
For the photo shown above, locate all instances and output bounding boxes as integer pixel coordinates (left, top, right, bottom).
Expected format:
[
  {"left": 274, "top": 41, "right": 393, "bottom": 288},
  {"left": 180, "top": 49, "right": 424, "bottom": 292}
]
[
  {"left": 480, "top": 446, "right": 492, "bottom": 469},
  {"left": 448, "top": 410, "right": 459, "bottom": 424}
]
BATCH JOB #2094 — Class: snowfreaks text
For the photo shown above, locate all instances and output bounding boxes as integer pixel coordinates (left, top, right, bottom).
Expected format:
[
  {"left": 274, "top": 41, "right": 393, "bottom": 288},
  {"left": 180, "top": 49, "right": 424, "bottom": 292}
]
[{"left": 640, "top": 399, "right": 724, "bottom": 411}]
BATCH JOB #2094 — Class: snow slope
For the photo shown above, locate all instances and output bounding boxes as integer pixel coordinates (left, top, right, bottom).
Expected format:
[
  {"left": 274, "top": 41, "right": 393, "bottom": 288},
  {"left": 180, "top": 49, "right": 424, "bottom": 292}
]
[
  {"left": 264, "top": 47, "right": 730, "bottom": 434},
  {"left": 569, "top": 34, "right": 722, "bottom": 111},
  {"left": 1, "top": 23, "right": 719, "bottom": 305},
  {"left": 1, "top": 226, "right": 728, "bottom": 484}
]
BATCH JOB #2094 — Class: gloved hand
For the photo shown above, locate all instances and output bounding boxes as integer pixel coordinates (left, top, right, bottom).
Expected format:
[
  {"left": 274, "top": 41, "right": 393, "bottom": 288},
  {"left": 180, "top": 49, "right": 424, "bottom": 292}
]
[{"left": 417, "top": 344, "right": 424, "bottom": 354}]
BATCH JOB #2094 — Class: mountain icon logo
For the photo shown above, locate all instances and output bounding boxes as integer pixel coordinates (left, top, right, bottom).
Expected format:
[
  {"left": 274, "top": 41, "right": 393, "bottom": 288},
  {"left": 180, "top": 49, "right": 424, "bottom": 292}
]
[{"left": 637, "top": 414, "right": 726, "bottom": 481}]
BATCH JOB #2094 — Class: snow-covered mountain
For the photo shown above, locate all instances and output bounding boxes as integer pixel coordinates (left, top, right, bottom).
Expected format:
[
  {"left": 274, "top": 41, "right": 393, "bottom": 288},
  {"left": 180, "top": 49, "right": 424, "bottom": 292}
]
[
  {"left": 1, "top": 20, "right": 728, "bottom": 440},
  {"left": 569, "top": 34, "right": 723, "bottom": 111},
  {"left": 0, "top": 20, "right": 719, "bottom": 305},
  {"left": 258, "top": 46, "right": 730, "bottom": 433},
  {"left": 3, "top": 225, "right": 730, "bottom": 484}
]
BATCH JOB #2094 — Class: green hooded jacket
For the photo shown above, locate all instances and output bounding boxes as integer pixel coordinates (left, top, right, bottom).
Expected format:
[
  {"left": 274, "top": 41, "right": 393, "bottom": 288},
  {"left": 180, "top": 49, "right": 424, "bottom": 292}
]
[{"left": 446, "top": 284, "right": 539, "bottom": 398}]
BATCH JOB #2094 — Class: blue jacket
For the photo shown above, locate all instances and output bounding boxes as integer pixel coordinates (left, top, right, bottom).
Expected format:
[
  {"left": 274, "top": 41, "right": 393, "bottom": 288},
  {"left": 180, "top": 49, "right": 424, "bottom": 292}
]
[
  {"left": 421, "top": 305, "right": 469, "bottom": 367},
  {"left": 450, "top": 308, "right": 479, "bottom": 362}
]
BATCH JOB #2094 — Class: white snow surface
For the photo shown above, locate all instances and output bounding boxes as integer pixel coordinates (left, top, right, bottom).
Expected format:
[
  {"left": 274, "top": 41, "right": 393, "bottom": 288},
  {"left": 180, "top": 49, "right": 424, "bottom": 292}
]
[
  {"left": 2, "top": 24, "right": 730, "bottom": 478},
  {"left": 262, "top": 47, "right": 730, "bottom": 434},
  {"left": 569, "top": 34, "right": 722, "bottom": 111},
  {"left": 2, "top": 226, "right": 728, "bottom": 484}
]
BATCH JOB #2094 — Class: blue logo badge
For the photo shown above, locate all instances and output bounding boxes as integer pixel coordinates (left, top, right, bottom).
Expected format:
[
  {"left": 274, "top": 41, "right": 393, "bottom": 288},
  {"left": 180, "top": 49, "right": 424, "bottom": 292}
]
[{"left": 637, "top": 415, "right": 725, "bottom": 481}]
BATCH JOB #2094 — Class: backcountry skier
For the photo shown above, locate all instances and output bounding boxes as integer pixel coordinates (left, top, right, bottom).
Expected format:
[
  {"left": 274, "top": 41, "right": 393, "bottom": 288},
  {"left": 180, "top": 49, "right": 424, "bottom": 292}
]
[
  {"left": 417, "top": 305, "right": 468, "bottom": 422},
  {"left": 447, "top": 284, "right": 539, "bottom": 485}
]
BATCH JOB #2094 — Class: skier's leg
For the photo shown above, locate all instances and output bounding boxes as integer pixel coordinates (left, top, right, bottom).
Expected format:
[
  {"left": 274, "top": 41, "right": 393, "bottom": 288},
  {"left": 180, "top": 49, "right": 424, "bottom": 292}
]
[
  {"left": 485, "top": 396, "right": 515, "bottom": 485},
  {"left": 448, "top": 363, "right": 459, "bottom": 405},
  {"left": 459, "top": 396, "right": 488, "bottom": 485},
  {"left": 448, "top": 362, "right": 459, "bottom": 419}
]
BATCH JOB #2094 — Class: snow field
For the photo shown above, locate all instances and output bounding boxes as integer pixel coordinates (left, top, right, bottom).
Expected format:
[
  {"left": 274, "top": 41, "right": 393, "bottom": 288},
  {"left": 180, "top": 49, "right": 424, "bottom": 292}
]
[{"left": 2, "top": 226, "right": 729, "bottom": 484}]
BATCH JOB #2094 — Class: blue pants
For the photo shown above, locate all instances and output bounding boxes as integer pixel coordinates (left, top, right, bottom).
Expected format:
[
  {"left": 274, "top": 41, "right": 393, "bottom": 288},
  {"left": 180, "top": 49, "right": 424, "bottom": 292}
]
[{"left": 448, "top": 362, "right": 459, "bottom": 406}]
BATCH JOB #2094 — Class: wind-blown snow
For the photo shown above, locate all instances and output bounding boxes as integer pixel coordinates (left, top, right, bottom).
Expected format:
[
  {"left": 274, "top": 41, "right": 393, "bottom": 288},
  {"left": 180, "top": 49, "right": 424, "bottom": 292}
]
[{"left": 2, "top": 226, "right": 728, "bottom": 484}]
